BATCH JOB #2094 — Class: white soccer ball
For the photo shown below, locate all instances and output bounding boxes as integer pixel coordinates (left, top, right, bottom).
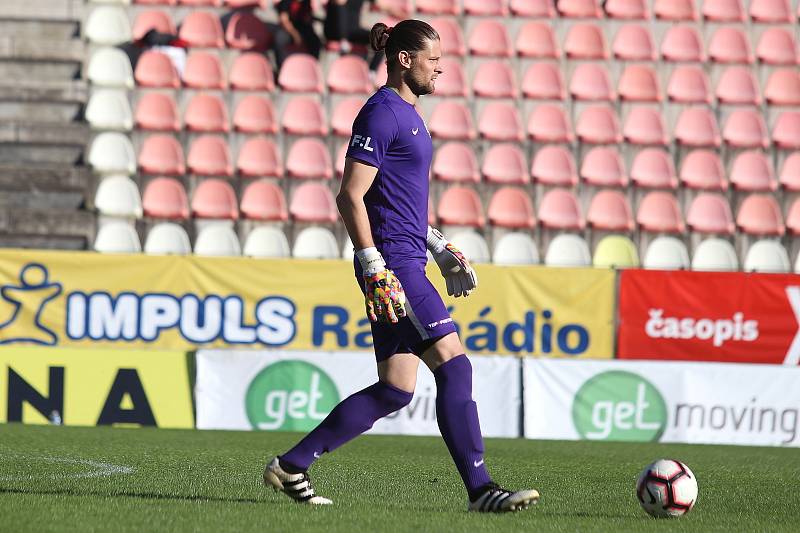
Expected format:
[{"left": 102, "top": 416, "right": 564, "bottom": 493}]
[{"left": 636, "top": 459, "right": 698, "bottom": 518}]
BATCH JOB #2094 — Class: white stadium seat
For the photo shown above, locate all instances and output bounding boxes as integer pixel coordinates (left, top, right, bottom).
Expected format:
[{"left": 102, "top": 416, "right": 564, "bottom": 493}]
[
  {"left": 342, "top": 235, "right": 354, "bottom": 260},
  {"left": 85, "top": 6, "right": 132, "bottom": 46},
  {"left": 243, "top": 226, "right": 291, "bottom": 258},
  {"left": 94, "top": 175, "right": 142, "bottom": 218},
  {"left": 450, "top": 231, "right": 491, "bottom": 264},
  {"left": 94, "top": 221, "right": 141, "bottom": 253},
  {"left": 144, "top": 223, "right": 191, "bottom": 255},
  {"left": 691, "top": 238, "right": 739, "bottom": 271},
  {"left": 493, "top": 232, "right": 539, "bottom": 265},
  {"left": 293, "top": 227, "right": 339, "bottom": 259},
  {"left": 85, "top": 90, "right": 133, "bottom": 131},
  {"left": 643, "top": 236, "right": 690, "bottom": 270},
  {"left": 87, "top": 48, "right": 134, "bottom": 89},
  {"left": 194, "top": 225, "right": 242, "bottom": 256},
  {"left": 88, "top": 132, "right": 136, "bottom": 175},
  {"left": 743, "top": 240, "right": 790, "bottom": 273},
  {"left": 544, "top": 234, "right": 591, "bottom": 267}
]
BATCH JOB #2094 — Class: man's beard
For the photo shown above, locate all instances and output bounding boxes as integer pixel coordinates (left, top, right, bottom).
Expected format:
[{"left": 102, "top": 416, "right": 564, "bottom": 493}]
[{"left": 403, "top": 70, "right": 434, "bottom": 96}]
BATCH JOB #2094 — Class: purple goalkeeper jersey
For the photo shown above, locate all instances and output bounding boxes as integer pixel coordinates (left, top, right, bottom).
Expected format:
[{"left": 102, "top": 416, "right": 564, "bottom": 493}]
[{"left": 346, "top": 87, "right": 433, "bottom": 268}]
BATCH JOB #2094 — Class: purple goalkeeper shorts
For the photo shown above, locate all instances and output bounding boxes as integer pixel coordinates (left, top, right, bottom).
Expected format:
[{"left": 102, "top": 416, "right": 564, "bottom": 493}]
[{"left": 354, "top": 261, "right": 457, "bottom": 362}]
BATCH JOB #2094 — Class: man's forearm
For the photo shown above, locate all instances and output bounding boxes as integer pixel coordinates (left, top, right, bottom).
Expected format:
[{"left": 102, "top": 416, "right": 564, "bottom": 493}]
[{"left": 337, "top": 192, "right": 375, "bottom": 251}]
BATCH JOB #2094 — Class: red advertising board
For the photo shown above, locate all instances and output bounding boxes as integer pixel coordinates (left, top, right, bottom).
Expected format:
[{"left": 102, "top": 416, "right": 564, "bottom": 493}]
[{"left": 618, "top": 270, "right": 800, "bottom": 364}]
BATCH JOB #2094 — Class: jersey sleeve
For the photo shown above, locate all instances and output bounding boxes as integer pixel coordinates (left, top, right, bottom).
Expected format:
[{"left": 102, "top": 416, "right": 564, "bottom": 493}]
[{"left": 346, "top": 103, "right": 398, "bottom": 169}]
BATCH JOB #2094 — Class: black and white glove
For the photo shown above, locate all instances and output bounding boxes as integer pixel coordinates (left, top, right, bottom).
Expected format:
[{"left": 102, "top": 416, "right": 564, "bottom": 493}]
[{"left": 426, "top": 226, "right": 478, "bottom": 297}]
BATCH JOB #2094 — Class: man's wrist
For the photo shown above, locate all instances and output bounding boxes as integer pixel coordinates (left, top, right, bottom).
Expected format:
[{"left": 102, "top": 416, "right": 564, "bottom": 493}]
[
  {"left": 426, "top": 226, "right": 448, "bottom": 254},
  {"left": 356, "top": 247, "right": 385, "bottom": 275}
]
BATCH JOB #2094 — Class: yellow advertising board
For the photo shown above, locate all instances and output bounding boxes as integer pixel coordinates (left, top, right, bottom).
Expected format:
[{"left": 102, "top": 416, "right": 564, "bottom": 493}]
[
  {"left": 0, "top": 346, "right": 193, "bottom": 428},
  {"left": 0, "top": 250, "right": 614, "bottom": 358}
]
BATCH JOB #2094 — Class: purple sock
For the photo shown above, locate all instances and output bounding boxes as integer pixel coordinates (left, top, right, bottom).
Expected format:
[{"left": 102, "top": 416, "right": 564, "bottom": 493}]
[
  {"left": 434, "top": 355, "right": 492, "bottom": 498},
  {"left": 280, "top": 380, "right": 413, "bottom": 471}
]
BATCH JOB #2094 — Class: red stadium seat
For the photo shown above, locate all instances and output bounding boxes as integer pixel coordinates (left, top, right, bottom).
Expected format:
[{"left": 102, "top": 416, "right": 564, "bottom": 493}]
[
  {"left": 478, "top": 102, "right": 524, "bottom": 142},
  {"left": 229, "top": 52, "right": 275, "bottom": 91},
  {"left": 487, "top": 187, "right": 536, "bottom": 229},
  {"left": 587, "top": 190, "right": 634, "bottom": 231},
  {"left": 521, "top": 63, "right": 565, "bottom": 100},
  {"left": 623, "top": 107, "right": 668, "bottom": 146},
  {"left": 281, "top": 96, "right": 328, "bottom": 136},
  {"left": 138, "top": 134, "right": 185, "bottom": 175},
  {"left": 515, "top": 22, "right": 560, "bottom": 59},
  {"left": 236, "top": 136, "right": 282, "bottom": 178},
  {"left": 468, "top": 20, "right": 512, "bottom": 57},
  {"left": 716, "top": 67, "right": 761, "bottom": 105},
  {"left": 240, "top": 180, "right": 288, "bottom": 221},
  {"left": 184, "top": 93, "right": 229, "bottom": 133},
  {"left": 667, "top": 66, "right": 712, "bottom": 104},
  {"left": 187, "top": 135, "right": 232, "bottom": 176},
  {"left": 134, "top": 50, "right": 180, "bottom": 88},
  {"left": 464, "top": 0, "right": 506, "bottom": 16},
  {"left": 434, "top": 57, "right": 468, "bottom": 97},
  {"left": 575, "top": 106, "right": 622, "bottom": 145},
  {"left": 780, "top": 153, "right": 800, "bottom": 191},
  {"left": 736, "top": 194, "right": 785, "bottom": 236},
  {"left": 286, "top": 138, "right": 333, "bottom": 180},
  {"left": 433, "top": 142, "right": 480, "bottom": 183},
  {"left": 538, "top": 188, "right": 584, "bottom": 230},
  {"left": 510, "top": 0, "right": 555, "bottom": 17},
  {"left": 429, "top": 18, "right": 465, "bottom": 57},
  {"left": 564, "top": 24, "right": 608, "bottom": 60},
  {"left": 142, "top": 177, "right": 189, "bottom": 219},
  {"left": 772, "top": 111, "right": 800, "bottom": 149},
  {"left": 674, "top": 107, "right": 721, "bottom": 147},
  {"left": 225, "top": 10, "right": 270, "bottom": 51},
  {"left": 233, "top": 95, "right": 277, "bottom": 134},
  {"left": 527, "top": 104, "right": 573, "bottom": 143},
  {"left": 482, "top": 143, "right": 529, "bottom": 184},
  {"left": 686, "top": 193, "right": 735, "bottom": 234},
  {"left": 630, "top": 148, "right": 678, "bottom": 189},
  {"left": 756, "top": 28, "right": 798, "bottom": 66},
  {"left": 191, "top": 178, "right": 238, "bottom": 220},
  {"left": 730, "top": 151, "right": 777, "bottom": 191},
  {"left": 531, "top": 145, "right": 578, "bottom": 186},
  {"left": 606, "top": 0, "right": 648, "bottom": 19},
  {"left": 290, "top": 182, "right": 338, "bottom": 223},
  {"left": 278, "top": 54, "right": 323, "bottom": 93},
  {"left": 708, "top": 27, "right": 753, "bottom": 64},
  {"left": 178, "top": 11, "right": 224, "bottom": 48},
  {"left": 183, "top": 51, "right": 226, "bottom": 89},
  {"left": 580, "top": 147, "right": 628, "bottom": 188},
  {"left": 613, "top": 24, "right": 656, "bottom": 61},
  {"left": 723, "top": 109, "right": 769, "bottom": 149},
  {"left": 472, "top": 61, "right": 517, "bottom": 99},
  {"left": 331, "top": 97, "right": 365, "bottom": 137},
  {"left": 132, "top": 10, "right": 176, "bottom": 41},
  {"left": 136, "top": 0, "right": 178, "bottom": 5},
  {"left": 327, "top": 55, "right": 371, "bottom": 94},
  {"left": 765, "top": 70, "right": 800, "bottom": 106},
  {"left": 661, "top": 26, "right": 705, "bottom": 62},
  {"left": 416, "top": 0, "right": 458, "bottom": 15},
  {"left": 636, "top": 192, "right": 685, "bottom": 233},
  {"left": 570, "top": 63, "right": 615, "bottom": 102},
  {"left": 680, "top": 150, "right": 727, "bottom": 190},
  {"left": 135, "top": 92, "right": 180, "bottom": 131},
  {"left": 749, "top": 0, "right": 792, "bottom": 22},
  {"left": 618, "top": 64, "right": 661, "bottom": 102},
  {"left": 437, "top": 186, "right": 485, "bottom": 227},
  {"left": 786, "top": 198, "right": 800, "bottom": 234},
  {"left": 557, "top": 0, "right": 602, "bottom": 18},
  {"left": 180, "top": 0, "right": 223, "bottom": 5},
  {"left": 654, "top": 0, "right": 697, "bottom": 20},
  {"left": 702, "top": 0, "right": 745, "bottom": 21},
  {"left": 429, "top": 101, "right": 476, "bottom": 140}
]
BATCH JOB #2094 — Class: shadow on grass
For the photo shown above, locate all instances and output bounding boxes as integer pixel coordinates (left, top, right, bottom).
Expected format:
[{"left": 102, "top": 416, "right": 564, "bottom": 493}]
[{"left": 0, "top": 486, "right": 276, "bottom": 506}]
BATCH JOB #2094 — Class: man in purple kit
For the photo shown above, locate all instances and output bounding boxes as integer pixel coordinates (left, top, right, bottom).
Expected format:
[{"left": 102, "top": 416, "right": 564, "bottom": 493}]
[{"left": 264, "top": 19, "right": 540, "bottom": 513}]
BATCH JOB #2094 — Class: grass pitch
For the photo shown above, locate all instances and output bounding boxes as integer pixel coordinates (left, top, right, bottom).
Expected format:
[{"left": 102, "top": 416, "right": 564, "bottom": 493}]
[{"left": 1, "top": 424, "right": 798, "bottom": 532}]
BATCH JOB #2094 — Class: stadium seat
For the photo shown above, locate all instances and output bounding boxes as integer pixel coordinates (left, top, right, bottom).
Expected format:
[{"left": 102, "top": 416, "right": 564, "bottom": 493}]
[
  {"left": 94, "top": 221, "right": 141, "bottom": 253},
  {"left": 135, "top": 92, "right": 179, "bottom": 131},
  {"left": 331, "top": 97, "right": 364, "bottom": 137},
  {"left": 88, "top": 47, "right": 134, "bottom": 88},
  {"left": 429, "top": 17, "right": 465, "bottom": 57},
  {"left": 178, "top": 11, "right": 224, "bottom": 48},
  {"left": 416, "top": 0, "right": 458, "bottom": 14},
  {"left": 138, "top": 134, "right": 185, "bottom": 175},
  {"left": 187, "top": 135, "right": 232, "bottom": 176},
  {"left": 233, "top": 95, "right": 277, "bottom": 134},
  {"left": 630, "top": 148, "right": 678, "bottom": 189},
  {"left": 85, "top": 6, "right": 131, "bottom": 45},
  {"left": 184, "top": 93, "right": 229, "bottom": 133},
  {"left": 134, "top": 50, "right": 180, "bottom": 88},
  {"left": 772, "top": 111, "right": 800, "bottom": 150},
  {"left": 680, "top": 150, "right": 727, "bottom": 190},
  {"left": 521, "top": 63, "right": 565, "bottom": 100},
  {"left": 243, "top": 226, "right": 291, "bottom": 258},
  {"left": 613, "top": 24, "right": 656, "bottom": 61},
  {"left": 643, "top": 236, "right": 690, "bottom": 270},
  {"left": 86, "top": 89, "right": 133, "bottom": 131},
  {"left": 290, "top": 182, "right": 337, "bottom": 223},
  {"left": 743, "top": 240, "right": 790, "bottom": 272},
  {"left": 736, "top": 194, "right": 785, "bottom": 235},
  {"left": 144, "top": 223, "right": 191, "bottom": 255},
  {"left": 510, "top": 0, "right": 555, "bottom": 17},
  {"left": 730, "top": 151, "right": 776, "bottom": 192},
  {"left": 89, "top": 132, "right": 136, "bottom": 175},
  {"left": 765, "top": 70, "right": 800, "bottom": 106},
  {"left": 708, "top": 27, "right": 753, "bottom": 65},
  {"left": 95, "top": 175, "right": 142, "bottom": 217},
  {"left": 606, "top": 0, "right": 648, "bottom": 19},
  {"left": 749, "top": 0, "right": 792, "bottom": 22},
  {"left": 433, "top": 142, "right": 480, "bottom": 183},
  {"left": 281, "top": 97, "right": 328, "bottom": 136},
  {"left": 576, "top": 106, "right": 622, "bottom": 145},
  {"left": 580, "top": 147, "right": 628, "bottom": 188},
  {"left": 132, "top": 10, "right": 175, "bottom": 41},
  {"left": 624, "top": 107, "right": 668, "bottom": 146},
  {"left": 464, "top": 0, "right": 506, "bottom": 15},
  {"left": 292, "top": 227, "right": 339, "bottom": 259},
  {"left": 487, "top": 187, "right": 536, "bottom": 229},
  {"left": 691, "top": 238, "right": 739, "bottom": 271},
  {"left": 180, "top": 0, "right": 224, "bottom": 6},
  {"left": 224, "top": 10, "right": 270, "bottom": 51},
  {"left": 468, "top": 20, "right": 512, "bottom": 57},
  {"left": 618, "top": 65, "right": 660, "bottom": 102},
  {"left": 142, "top": 177, "right": 189, "bottom": 219},
  {"left": 786, "top": 198, "right": 800, "bottom": 233},
  {"left": 437, "top": 186, "right": 485, "bottom": 227},
  {"left": 780, "top": 153, "right": 800, "bottom": 191},
  {"left": 667, "top": 66, "right": 712, "bottom": 104},
  {"left": 194, "top": 225, "right": 241, "bottom": 256},
  {"left": 538, "top": 188, "right": 584, "bottom": 229},
  {"left": 135, "top": 0, "right": 178, "bottom": 4},
  {"left": 183, "top": 51, "right": 226, "bottom": 89},
  {"left": 661, "top": 26, "right": 705, "bottom": 62},
  {"left": 558, "top": 0, "right": 602, "bottom": 18},
  {"left": 686, "top": 193, "right": 735, "bottom": 234},
  {"left": 545, "top": 233, "right": 592, "bottom": 266},
  {"left": 327, "top": 56, "right": 371, "bottom": 94},
  {"left": 429, "top": 101, "right": 476, "bottom": 140},
  {"left": 237, "top": 136, "right": 282, "bottom": 178},
  {"left": 702, "top": 0, "right": 745, "bottom": 21},
  {"left": 229, "top": 52, "right": 275, "bottom": 91},
  {"left": 515, "top": 22, "right": 560, "bottom": 59},
  {"left": 492, "top": 232, "right": 539, "bottom": 265},
  {"left": 191, "top": 178, "right": 238, "bottom": 220},
  {"left": 723, "top": 109, "right": 769, "bottom": 149},
  {"left": 636, "top": 191, "right": 685, "bottom": 233},
  {"left": 286, "top": 138, "right": 332, "bottom": 180},
  {"left": 716, "top": 67, "right": 761, "bottom": 105},
  {"left": 240, "top": 180, "right": 288, "bottom": 221},
  {"left": 482, "top": 144, "right": 529, "bottom": 184},
  {"left": 527, "top": 105, "right": 573, "bottom": 143},
  {"left": 570, "top": 63, "right": 614, "bottom": 102},
  {"left": 586, "top": 190, "right": 634, "bottom": 231},
  {"left": 472, "top": 61, "right": 517, "bottom": 99},
  {"left": 756, "top": 28, "right": 798, "bottom": 66},
  {"left": 654, "top": 0, "right": 697, "bottom": 20},
  {"left": 433, "top": 57, "right": 467, "bottom": 97},
  {"left": 564, "top": 24, "right": 608, "bottom": 60},
  {"left": 593, "top": 235, "right": 640, "bottom": 268},
  {"left": 531, "top": 145, "right": 578, "bottom": 186},
  {"left": 675, "top": 107, "right": 721, "bottom": 147},
  {"left": 478, "top": 102, "right": 524, "bottom": 142},
  {"left": 449, "top": 231, "right": 491, "bottom": 263}
]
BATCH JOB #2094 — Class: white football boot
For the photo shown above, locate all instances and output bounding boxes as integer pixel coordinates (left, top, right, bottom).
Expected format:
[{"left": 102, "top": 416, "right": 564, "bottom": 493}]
[
  {"left": 468, "top": 483, "right": 540, "bottom": 513},
  {"left": 264, "top": 457, "right": 332, "bottom": 505}
]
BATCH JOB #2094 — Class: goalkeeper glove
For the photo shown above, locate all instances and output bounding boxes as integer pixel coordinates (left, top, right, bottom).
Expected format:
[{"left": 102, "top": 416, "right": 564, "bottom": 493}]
[
  {"left": 426, "top": 226, "right": 478, "bottom": 297},
  {"left": 356, "top": 247, "right": 406, "bottom": 323}
]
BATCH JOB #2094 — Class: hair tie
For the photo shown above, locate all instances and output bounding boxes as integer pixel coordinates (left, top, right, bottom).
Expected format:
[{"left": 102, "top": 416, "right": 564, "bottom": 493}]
[{"left": 379, "top": 26, "right": 392, "bottom": 48}]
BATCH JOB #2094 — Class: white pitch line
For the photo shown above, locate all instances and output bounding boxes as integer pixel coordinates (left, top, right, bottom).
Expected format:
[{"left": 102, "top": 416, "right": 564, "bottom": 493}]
[{"left": 0, "top": 455, "right": 136, "bottom": 481}]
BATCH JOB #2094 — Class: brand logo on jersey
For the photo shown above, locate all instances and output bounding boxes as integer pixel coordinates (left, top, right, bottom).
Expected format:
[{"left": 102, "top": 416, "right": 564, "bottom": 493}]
[
  {"left": 350, "top": 134, "right": 374, "bottom": 152},
  {"left": 411, "top": 128, "right": 419, "bottom": 135}
]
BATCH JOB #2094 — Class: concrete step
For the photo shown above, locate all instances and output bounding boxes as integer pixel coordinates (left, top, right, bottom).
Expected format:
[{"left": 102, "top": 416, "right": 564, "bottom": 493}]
[
  {"left": 0, "top": 144, "right": 84, "bottom": 165},
  {"left": 0, "top": 37, "right": 84, "bottom": 63},
  {"left": 0, "top": 121, "right": 89, "bottom": 146},
  {"left": 0, "top": 164, "right": 91, "bottom": 192},
  {"left": 0, "top": 208, "right": 94, "bottom": 243},
  {"left": 0, "top": 80, "right": 87, "bottom": 122},
  {"left": 0, "top": 233, "right": 88, "bottom": 250},
  {"left": 0, "top": 20, "right": 79, "bottom": 40},
  {"left": 0, "top": 189, "right": 85, "bottom": 210},
  {"left": 0, "top": 0, "right": 83, "bottom": 22},
  {"left": 0, "top": 60, "right": 81, "bottom": 83}
]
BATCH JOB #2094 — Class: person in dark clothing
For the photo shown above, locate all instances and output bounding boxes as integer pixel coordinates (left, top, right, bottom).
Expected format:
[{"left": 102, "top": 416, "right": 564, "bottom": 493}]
[
  {"left": 324, "top": 0, "right": 407, "bottom": 71},
  {"left": 271, "top": 0, "right": 322, "bottom": 69}
]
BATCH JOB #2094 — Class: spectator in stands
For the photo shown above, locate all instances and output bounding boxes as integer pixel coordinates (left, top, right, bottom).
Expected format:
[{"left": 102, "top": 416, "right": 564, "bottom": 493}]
[
  {"left": 270, "top": 0, "right": 322, "bottom": 69},
  {"left": 120, "top": 29, "right": 188, "bottom": 77}
]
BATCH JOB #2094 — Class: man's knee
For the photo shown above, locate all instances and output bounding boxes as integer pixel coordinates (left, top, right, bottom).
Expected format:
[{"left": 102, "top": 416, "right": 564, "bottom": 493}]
[{"left": 375, "top": 380, "right": 413, "bottom": 413}]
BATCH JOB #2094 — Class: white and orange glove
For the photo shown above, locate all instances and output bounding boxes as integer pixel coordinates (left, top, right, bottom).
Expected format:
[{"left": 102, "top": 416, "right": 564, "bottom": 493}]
[
  {"left": 356, "top": 247, "right": 407, "bottom": 323},
  {"left": 427, "top": 226, "right": 478, "bottom": 297}
]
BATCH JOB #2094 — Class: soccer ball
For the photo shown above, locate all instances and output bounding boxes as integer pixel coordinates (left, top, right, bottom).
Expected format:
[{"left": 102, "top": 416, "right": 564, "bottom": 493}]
[{"left": 636, "top": 459, "right": 698, "bottom": 518}]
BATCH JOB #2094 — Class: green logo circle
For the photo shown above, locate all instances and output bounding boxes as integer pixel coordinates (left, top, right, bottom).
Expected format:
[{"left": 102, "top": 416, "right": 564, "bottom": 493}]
[
  {"left": 245, "top": 361, "right": 340, "bottom": 431},
  {"left": 572, "top": 371, "right": 667, "bottom": 442}
]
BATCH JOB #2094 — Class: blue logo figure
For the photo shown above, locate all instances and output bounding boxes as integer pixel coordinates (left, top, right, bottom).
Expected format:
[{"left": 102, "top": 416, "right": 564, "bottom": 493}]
[{"left": 0, "top": 263, "right": 62, "bottom": 345}]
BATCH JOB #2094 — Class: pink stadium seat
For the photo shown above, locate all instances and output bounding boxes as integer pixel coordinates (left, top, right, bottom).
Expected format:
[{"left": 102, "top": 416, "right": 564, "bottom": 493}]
[
  {"left": 472, "top": 61, "right": 517, "bottom": 99},
  {"left": 229, "top": 52, "right": 275, "bottom": 91},
  {"left": 708, "top": 27, "right": 753, "bottom": 64},
  {"left": 780, "top": 153, "right": 800, "bottom": 191},
  {"left": 605, "top": 0, "right": 648, "bottom": 19},
  {"left": 618, "top": 65, "right": 660, "bottom": 102},
  {"left": 233, "top": 95, "right": 277, "bottom": 134},
  {"left": 184, "top": 93, "right": 229, "bottom": 133},
  {"left": 730, "top": 150, "right": 776, "bottom": 192},
  {"left": 429, "top": 101, "right": 476, "bottom": 140},
  {"left": 331, "top": 97, "right": 364, "bottom": 137},
  {"left": 416, "top": 0, "right": 458, "bottom": 15},
  {"left": 576, "top": 106, "right": 622, "bottom": 144},
  {"left": 716, "top": 67, "right": 761, "bottom": 105},
  {"left": 191, "top": 179, "right": 238, "bottom": 220},
  {"left": 702, "top": 0, "right": 745, "bottom": 21},
  {"left": 557, "top": 0, "right": 602, "bottom": 18},
  {"left": 623, "top": 107, "right": 668, "bottom": 145},
  {"left": 569, "top": 63, "right": 615, "bottom": 101},
  {"left": 636, "top": 192, "right": 685, "bottom": 233},
  {"left": 335, "top": 141, "right": 348, "bottom": 179},
  {"left": 527, "top": 104, "right": 574, "bottom": 143},
  {"left": 290, "top": 182, "right": 337, "bottom": 223},
  {"left": 531, "top": 145, "right": 578, "bottom": 186},
  {"left": 680, "top": 150, "right": 727, "bottom": 190},
  {"left": 133, "top": 10, "right": 176, "bottom": 41},
  {"left": 564, "top": 24, "right": 608, "bottom": 60},
  {"left": 674, "top": 107, "right": 721, "bottom": 147},
  {"left": 686, "top": 193, "right": 735, "bottom": 234},
  {"left": 661, "top": 26, "right": 705, "bottom": 62},
  {"left": 436, "top": 186, "right": 485, "bottom": 227},
  {"left": 225, "top": 10, "right": 270, "bottom": 51},
  {"left": 516, "top": 22, "right": 560, "bottom": 59},
  {"left": 538, "top": 188, "right": 584, "bottom": 229},
  {"left": 510, "top": 0, "right": 555, "bottom": 17},
  {"left": 482, "top": 143, "right": 529, "bottom": 184},
  {"left": 135, "top": 92, "right": 180, "bottom": 131},
  {"left": 772, "top": 111, "right": 800, "bottom": 149},
  {"left": 630, "top": 148, "right": 678, "bottom": 189},
  {"left": 327, "top": 55, "right": 371, "bottom": 94},
  {"left": 187, "top": 135, "right": 232, "bottom": 176},
  {"left": 136, "top": 0, "right": 178, "bottom": 5},
  {"left": 180, "top": 0, "right": 223, "bottom": 5},
  {"left": 654, "top": 0, "right": 697, "bottom": 20},
  {"left": 281, "top": 96, "right": 328, "bottom": 136},
  {"left": 434, "top": 57, "right": 468, "bottom": 97},
  {"left": 667, "top": 66, "right": 712, "bottom": 104},
  {"left": 723, "top": 109, "right": 769, "bottom": 148},
  {"left": 432, "top": 142, "right": 480, "bottom": 183},
  {"left": 786, "top": 198, "right": 800, "bottom": 234},
  {"left": 464, "top": 0, "right": 506, "bottom": 15},
  {"left": 756, "top": 28, "right": 798, "bottom": 66},
  {"left": 429, "top": 18, "right": 465, "bottom": 57},
  {"left": 613, "top": 24, "right": 656, "bottom": 61},
  {"left": 765, "top": 70, "right": 800, "bottom": 106},
  {"left": 178, "top": 11, "right": 224, "bottom": 48},
  {"left": 488, "top": 187, "right": 536, "bottom": 229},
  {"left": 587, "top": 190, "right": 634, "bottom": 231},
  {"left": 478, "top": 102, "right": 524, "bottom": 141},
  {"left": 749, "top": 0, "right": 792, "bottom": 22},
  {"left": 138, "top": 134, "right": 185, "bottom": 175},
  {"left": 521, "top": 63, "right": 565, "bottom": 100},
  {"left": 736, "top": 194, "right": 785, "bottom": 236},
  {"left": 278, "top": 54, "right": 323, "bottom": 93},
  {"left": 468, "top": 20, "right": 512, "bottom": 57},
  {"left": 237, "top": 136, "right": 282, "bottom": 178},
  {"left": 580, "top": 147, "right": 628, "bottom": 187},
  {"left": 183, "top": 51, "right": 225, "bottom": 89},
  {"left": 135, "top": 50, "right": 180, "bottom": 88},
  {"left": 240, "top": 180, "right": 288, "bottom": 221},
  {"left": 142, "top": 177, "right": 189, "bottom": 219},
  {"left": 286, "top": 138, "right": 333, "bottom": 180}
]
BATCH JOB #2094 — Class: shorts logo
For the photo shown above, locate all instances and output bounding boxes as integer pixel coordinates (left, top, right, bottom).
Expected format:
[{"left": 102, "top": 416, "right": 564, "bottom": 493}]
[
  {"left": 427, "top": 317, "right": 453, "bottom": 329},
  {"left": 350, "top": 134, "right": 374, "bottom": 152},
  {"left": 411, "top": 128, "right": 419, "bottom": 135}
]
